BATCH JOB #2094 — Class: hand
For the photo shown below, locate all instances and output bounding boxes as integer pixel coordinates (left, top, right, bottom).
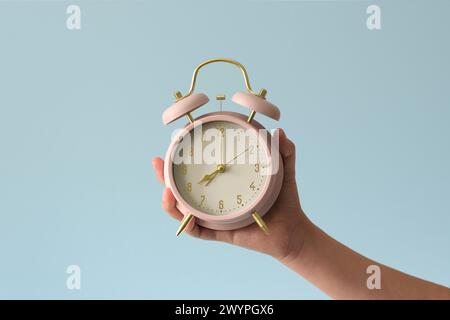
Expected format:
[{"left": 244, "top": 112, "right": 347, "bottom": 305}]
[
  {"left": 153, "top": 129, "right": 450, "bottom": 299},
  {"left": 152, "top": 129, "right": 311, "bottom": 262}
]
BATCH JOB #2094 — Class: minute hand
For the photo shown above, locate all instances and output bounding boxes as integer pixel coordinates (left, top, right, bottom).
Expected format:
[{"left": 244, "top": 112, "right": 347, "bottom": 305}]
[
  {"left": 198, "top": 148, "right": 250, "bottom": 186},
  {"left": 225, "top": 147, "right": 250, "bottom": 166},
  {"left": 205, "top": 148, "right": 249, "bottom": 185}
]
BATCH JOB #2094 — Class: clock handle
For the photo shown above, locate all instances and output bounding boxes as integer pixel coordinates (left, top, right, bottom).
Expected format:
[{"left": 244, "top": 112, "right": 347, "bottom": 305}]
[
  {"left": 164, "top": 58, "right": 280, "bottom": 125},
  {"left": 177, "top": 58, "right": 264, "bottom": 99}
]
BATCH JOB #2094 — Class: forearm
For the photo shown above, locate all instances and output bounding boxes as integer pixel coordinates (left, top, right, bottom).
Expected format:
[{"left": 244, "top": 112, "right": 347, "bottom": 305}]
[{"left": 280, "top": 215, "right": 450, "bottom": 299}]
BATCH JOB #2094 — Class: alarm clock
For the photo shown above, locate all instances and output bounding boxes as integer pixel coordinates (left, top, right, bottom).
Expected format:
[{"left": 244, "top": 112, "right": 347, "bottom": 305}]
[{"left": 162, "top": 58, "right": 283, "bottom": 236}]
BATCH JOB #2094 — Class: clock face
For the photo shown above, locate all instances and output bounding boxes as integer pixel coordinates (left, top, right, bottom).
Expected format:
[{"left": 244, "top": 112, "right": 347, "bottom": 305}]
[{"left": 172, "top": 120, "right": 269, "bottom": 216}]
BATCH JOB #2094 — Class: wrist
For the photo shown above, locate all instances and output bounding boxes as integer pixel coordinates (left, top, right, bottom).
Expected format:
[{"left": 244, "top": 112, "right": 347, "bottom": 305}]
[{"left": 277, "top": 212, "right": 317, "bottom": 267}]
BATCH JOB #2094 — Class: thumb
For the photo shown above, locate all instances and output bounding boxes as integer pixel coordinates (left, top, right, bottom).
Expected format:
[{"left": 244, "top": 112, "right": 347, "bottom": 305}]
[{"left": 277, "top": 128, "right": 296, "bottom": 184}]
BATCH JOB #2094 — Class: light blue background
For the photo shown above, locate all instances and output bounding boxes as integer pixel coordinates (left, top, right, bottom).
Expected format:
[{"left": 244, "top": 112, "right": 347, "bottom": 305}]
[{"left": 0, "top": 0, "right": 449, "bottom": 299}]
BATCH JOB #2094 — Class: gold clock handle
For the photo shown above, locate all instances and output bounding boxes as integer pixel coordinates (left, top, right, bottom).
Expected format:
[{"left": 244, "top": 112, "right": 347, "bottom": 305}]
[
  {"left": 174, "top": 58, "right": 267, "bottom": 101},
  {"left": 188, "top": 58, "right": 256, "bottom": 96}
]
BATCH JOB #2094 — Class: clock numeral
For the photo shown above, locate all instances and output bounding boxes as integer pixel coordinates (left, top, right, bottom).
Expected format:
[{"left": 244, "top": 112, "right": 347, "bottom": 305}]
[
  {"left": 219, "top": 200, "right": 224, "bottom": 210},
  {"left": 200, "top": 195, "right": 205, "bottom": 207},
  {"left": 187, "top": 182, "right": 192, "bottom": 192},
  {"left": 250, "top": 181, "right": 255, "bottom": 191},
  {"left": 254, "top": 164, "right": 260, "bottom": 173},
  {"left": 236, "top": 194, "right": 242, "bottom": 205},
  {"left": 218, "top": 127, "right": 225, "bottom": 135},
  {"left": 190, "top": 146, "right": 194, "bottom": 157},
  {"left": 182, "top": 164, "right": 187, "bottom": 175}
]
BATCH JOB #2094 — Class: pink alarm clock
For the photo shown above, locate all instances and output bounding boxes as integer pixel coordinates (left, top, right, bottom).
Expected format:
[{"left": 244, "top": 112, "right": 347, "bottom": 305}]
[{"left": 162, "top": 58, "right": 283, "bottom": 236}]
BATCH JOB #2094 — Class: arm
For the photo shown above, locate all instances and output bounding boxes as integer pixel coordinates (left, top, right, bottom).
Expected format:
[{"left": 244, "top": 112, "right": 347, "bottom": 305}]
[
  {"left": 153, "top": 129, "right": 450, "bottom": 300},
  {"left": 282, "top": 215, "right": 450, "bottom": 299}
]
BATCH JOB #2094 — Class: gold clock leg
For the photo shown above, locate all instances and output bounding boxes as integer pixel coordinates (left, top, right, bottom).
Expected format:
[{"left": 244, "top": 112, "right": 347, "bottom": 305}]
[
  {"left": 252, "top": 212, "right": 269, "bottom": 235},
  {"left": 176, "top": 213, "right": 194, "bottom": 236}
]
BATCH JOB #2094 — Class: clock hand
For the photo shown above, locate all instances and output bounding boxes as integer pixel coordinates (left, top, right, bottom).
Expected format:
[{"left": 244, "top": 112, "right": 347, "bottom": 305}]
[
  {"left": 220, "top": 128, "right": 225, "bottom": 165},
  {"left": 198, "top": 164, "right": 226, "bottom": 184},
  {"left": 205, "top": 171, "right": 219, "bottom": 186},
  {"left": 198, "top": 171, "right": 218, "bottom": 184},
  {"left": 198, "top": 148, "right": 251, "bottom": 185},
  {"left": 225, "top": 147, "right": 250, "bottom": 166}
]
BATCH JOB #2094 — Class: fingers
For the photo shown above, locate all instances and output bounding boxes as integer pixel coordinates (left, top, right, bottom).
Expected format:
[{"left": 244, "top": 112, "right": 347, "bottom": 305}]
[
  {"left": 278, "top": 128, "right": 296, "bottom": 183},
  {"left": 162, "top": 187, "right": 183, "bottom": 221},
  {"left": 152, "top": 157, "right": 165, "bottom": 184},
  {"left": 162, "top": 188, "right": 196, "bottom": 234},
  {"left": 187, "top": 222, "right": 218, "bottom": 241},
  {"left": 161, "top": 187, "right": 217, "bottom": 240},
  {"left": 156, "top": 160, "right": 203, "bottom": 236}
]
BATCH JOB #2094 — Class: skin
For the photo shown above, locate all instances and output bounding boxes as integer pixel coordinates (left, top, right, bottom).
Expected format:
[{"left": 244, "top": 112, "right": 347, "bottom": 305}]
[{"left": 153, "top": 129, "right": 450, "bottom": 300}]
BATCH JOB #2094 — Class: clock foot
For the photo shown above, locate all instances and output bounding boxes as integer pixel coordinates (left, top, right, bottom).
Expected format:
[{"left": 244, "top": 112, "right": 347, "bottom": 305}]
[
  {"left": 176, "top": 213, "right": 194, "bottom": 236},
  {"left": 252, "top": 212, "right": 270, "bottom": 235}
]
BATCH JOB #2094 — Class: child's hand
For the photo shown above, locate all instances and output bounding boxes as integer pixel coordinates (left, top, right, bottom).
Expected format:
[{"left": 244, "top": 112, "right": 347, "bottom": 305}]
[{"left": 152, "top": 129, "right": 310, "bottom": 262}]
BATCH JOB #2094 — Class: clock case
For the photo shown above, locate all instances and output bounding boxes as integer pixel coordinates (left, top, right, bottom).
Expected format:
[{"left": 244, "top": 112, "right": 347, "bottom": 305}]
[{"left": 162, "top": 58, "right": 284, "bottom": 232}]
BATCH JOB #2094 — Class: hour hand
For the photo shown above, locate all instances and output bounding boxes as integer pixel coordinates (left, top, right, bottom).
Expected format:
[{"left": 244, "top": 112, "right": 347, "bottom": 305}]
[
  {"left": 204, "top": 172, "right": 219, "bottom": 186},
  {"left": 198, "top": 165, "right": 225, "bottom": 185},
  {"left": 198, "top": 170, "right": 218, "bottom": 184},
  {"left": 198, "top": 172, "right": 214, "bottom": 184}
]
